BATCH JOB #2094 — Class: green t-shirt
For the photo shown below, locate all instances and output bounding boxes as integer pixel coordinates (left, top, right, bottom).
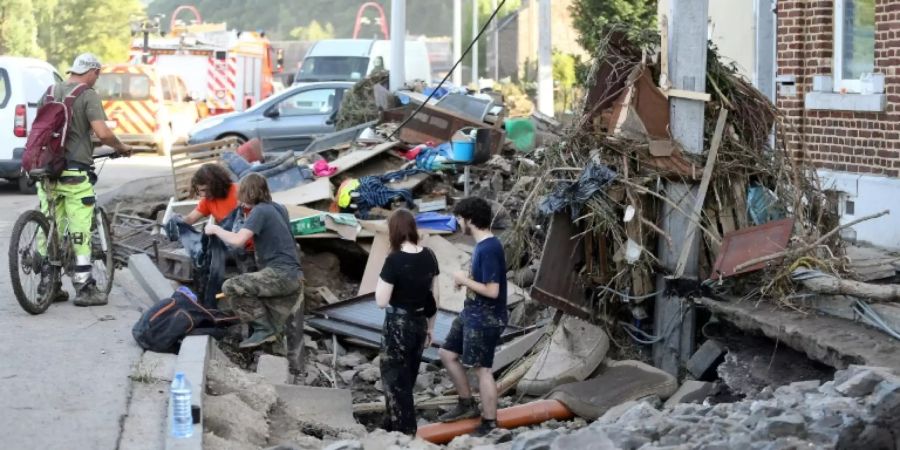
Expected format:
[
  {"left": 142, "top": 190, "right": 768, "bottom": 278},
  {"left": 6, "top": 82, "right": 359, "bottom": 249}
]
[{"left": 40, "top": 82, "right": 107, "bottom": 167}]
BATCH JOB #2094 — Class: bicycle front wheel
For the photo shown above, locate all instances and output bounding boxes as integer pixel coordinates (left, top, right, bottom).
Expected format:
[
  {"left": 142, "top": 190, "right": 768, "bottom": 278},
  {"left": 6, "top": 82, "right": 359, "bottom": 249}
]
[
  {"left": 9, "top": 210, "right": 58, "bottom": 315},
  {"left": 91, "top": 207, "right": 115, "bottom": 296}
]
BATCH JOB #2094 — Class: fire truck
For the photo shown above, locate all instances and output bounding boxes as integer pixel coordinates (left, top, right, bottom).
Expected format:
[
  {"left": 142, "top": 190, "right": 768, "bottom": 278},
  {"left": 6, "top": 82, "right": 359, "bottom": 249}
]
[{"left": 130, "top": 6, "right": 283, "bottom": 117}]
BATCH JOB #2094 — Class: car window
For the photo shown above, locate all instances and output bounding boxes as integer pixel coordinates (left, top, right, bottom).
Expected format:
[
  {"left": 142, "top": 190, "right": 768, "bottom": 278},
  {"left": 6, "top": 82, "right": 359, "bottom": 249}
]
[
  {"left": 24, "top": 66, "right": 57, "bottom": 104},
  {"left": 296, "top": 57, "right": 369, "bottom": 82},
  {"left": 276, "top": 88, "right": 336, "bottom": 117},
  {"left": 160, "top": 76, "right": 173, "bottom": 101},
  {"left": 96, "top": 73, "right": 151, "bottom": 100},
  {"left": 0, "top": 69, "right": 9, "bottom": 109}
]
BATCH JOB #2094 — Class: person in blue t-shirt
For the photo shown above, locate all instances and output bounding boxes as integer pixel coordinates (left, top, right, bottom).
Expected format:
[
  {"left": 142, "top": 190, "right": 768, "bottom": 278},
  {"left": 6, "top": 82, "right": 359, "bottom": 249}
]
[{"left": 438, "top": 197, "right": 507, "bottom": 436}]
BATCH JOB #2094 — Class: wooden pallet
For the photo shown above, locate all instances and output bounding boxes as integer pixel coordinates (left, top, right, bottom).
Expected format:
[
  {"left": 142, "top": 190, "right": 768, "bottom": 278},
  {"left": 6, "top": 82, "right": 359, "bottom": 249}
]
[{"left": 170, "top": 137, "right": 241, "bottom": 201}]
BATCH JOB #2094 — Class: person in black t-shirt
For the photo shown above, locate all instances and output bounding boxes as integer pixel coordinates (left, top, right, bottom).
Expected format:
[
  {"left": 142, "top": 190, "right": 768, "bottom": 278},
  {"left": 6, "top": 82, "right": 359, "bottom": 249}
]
[{"left": 375, "top": 209, "right": 440, "bottom": 435}]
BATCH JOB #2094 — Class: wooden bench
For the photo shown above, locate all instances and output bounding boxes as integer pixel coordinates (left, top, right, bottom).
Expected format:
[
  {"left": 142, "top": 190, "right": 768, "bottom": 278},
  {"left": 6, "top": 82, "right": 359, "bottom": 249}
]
[{"left": 169, "top": 137, "right": 241, "bottom": 201}]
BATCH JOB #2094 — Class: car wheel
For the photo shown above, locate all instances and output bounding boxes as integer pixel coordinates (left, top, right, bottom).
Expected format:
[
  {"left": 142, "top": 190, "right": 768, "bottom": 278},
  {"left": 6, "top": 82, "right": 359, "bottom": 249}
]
[{"left": 18, "top": 177, "right": 37, "bottom": 195}]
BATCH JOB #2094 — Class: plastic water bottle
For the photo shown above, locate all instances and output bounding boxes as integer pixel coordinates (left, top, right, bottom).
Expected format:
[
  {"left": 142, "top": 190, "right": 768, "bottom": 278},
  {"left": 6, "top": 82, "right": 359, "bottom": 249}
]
[{"left": 170, "top": 372, "right": 193, "bottom": 438}]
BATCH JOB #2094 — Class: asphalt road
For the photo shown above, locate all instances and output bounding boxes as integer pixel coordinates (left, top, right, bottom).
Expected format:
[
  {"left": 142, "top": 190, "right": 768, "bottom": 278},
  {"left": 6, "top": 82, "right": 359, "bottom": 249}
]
[{"left": 0, "top": 155, "right": 172, "bottom": 449}]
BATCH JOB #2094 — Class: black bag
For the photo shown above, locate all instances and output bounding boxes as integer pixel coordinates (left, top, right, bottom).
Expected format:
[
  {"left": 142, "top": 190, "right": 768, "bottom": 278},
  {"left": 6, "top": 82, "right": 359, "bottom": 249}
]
[{"left": 132, "top": 288, "right": 239, "bottom": 353}]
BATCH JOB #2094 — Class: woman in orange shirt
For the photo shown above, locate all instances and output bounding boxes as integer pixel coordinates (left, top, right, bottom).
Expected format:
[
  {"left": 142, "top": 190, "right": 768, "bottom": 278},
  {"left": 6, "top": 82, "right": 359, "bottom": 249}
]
[{"left": 184, "top": 163, "right": 239, "bottom": 225}]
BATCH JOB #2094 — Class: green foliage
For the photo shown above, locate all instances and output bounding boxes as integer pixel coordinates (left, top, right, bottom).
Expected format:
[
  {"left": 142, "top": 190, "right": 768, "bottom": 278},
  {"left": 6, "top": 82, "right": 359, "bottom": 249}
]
[
  {"left": 552, "top": 51, "right": 577, "bottom": 89},
  {"left": 36, "top": 0, "right": 144, "bottom": 70},
  {"left": 569, "top": 0, "right": 658, "bottom": 53},
  {"left": 290, "top": 20, "right": 335, "bottom": 41},
  {"left": 148, "top": 0, "right": 459, "bottom": 40},
  {"left": 0, "top": 0, "right": 45, "bottom": 58}
]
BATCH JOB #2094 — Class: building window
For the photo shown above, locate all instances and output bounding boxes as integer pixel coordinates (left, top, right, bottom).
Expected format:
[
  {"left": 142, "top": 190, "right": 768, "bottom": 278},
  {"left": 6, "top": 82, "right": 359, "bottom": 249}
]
[{"left": 834, "top": 0, "right": 875, "bottom": 93}]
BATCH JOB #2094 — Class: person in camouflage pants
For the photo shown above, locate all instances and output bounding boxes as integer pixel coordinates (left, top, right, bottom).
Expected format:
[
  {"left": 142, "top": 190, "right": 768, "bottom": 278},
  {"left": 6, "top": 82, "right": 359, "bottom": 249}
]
[{"left": 223, "top": 267, "right": 302, "bottom": 338}]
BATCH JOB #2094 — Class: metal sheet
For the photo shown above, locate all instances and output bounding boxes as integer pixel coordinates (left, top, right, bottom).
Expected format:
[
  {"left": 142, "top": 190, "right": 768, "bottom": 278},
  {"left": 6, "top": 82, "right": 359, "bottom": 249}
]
[
  {"left": 309, "top": 294, "right": 521, "bottom": 363},
  {"left": 302, "top": 120, "right": 377, "bottom": 154},
  {"left": 710, "top": 218, "right": 795, "bottom": 279},
  {"left": 530, "top": 214, "right": 591, "bottom": 319}
]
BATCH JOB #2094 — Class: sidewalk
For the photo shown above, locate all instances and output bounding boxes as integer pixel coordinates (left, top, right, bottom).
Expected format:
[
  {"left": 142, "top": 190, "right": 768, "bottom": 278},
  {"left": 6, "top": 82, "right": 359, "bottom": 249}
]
[{"left": 0, "top": 270, "right": 147, "bottom": 449}]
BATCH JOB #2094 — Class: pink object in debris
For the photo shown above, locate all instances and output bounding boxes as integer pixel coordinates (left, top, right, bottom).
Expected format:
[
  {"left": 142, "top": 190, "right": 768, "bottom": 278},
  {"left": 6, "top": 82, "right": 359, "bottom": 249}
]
[{"left": 313, "top": 159, "right": 337, "bottom": 177}]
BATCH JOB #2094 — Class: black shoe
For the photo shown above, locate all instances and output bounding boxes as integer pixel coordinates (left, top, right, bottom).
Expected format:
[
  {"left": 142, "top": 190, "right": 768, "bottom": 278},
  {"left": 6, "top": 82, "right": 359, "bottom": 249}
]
[
  {"left": 73, "top": 280, "right": 107, "bottom": 307},
  {"left": 470, "top": 418, "right": 498, "bottom": 437},
  {"left": 438, "top": 397, "right": 480, "bottom": 423},
  {"left": 36, "top": 265, "right": 68, "bottom": 303}
]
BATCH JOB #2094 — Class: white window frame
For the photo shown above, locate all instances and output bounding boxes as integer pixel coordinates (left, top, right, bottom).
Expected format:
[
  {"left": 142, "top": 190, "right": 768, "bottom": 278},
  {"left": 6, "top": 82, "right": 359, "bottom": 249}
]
[{"left": 833, "top": 0, "right": 875, "bottom": 93}]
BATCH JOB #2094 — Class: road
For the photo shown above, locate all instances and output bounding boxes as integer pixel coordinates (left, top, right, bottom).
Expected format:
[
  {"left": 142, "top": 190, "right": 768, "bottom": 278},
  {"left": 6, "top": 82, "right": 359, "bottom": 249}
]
[{"left": 0, "top": 155, "right": 172, "bottom": 449}]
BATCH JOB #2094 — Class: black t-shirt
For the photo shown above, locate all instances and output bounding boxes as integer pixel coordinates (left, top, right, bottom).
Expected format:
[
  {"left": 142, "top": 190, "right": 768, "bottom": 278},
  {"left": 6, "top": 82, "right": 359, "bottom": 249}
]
[
  {"left": 379, "top": 247, "right": 439, "bottom": 317},
  {"left": 243, "top": 202, "right": 302, "bottom": 279}
]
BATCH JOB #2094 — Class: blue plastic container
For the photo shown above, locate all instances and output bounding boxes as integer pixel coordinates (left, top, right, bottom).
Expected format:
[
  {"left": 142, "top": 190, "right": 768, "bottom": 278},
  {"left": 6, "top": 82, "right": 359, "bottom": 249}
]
[{"left": 451, "top": 139, "right": 475, "bottom": 162}]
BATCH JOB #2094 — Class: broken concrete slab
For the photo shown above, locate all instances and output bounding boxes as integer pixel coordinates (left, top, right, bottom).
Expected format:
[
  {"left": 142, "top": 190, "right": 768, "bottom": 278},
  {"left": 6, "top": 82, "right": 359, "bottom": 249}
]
[
  {"left": 207, "top": 358, "right": 278, "bottom": 414},
  {"left": 129, "top": 253, "right": 175, "bottom": 306},
  {"left": 548, "top": 360, "right": 678, "bottom": 420},
  {"left": 518, "top": 316, "right": 609, "bottom": 396},
  {"left": 204, "top": 393, "right": 268, "bottom": 447},
  {"left": 274, "top": 384, "right": 358, "bottom": 430},
  {"left": 686, "top": 339, "right": 726, "bottom": 380},
  {"left": 699, "top": 296, "right": 900, "bottom": 371},
  {"left": 663, "top": 380, "right": 716, "bottom": 408},
  {"left": 256, "top": 355, "right": 290, "bottom": 385}
]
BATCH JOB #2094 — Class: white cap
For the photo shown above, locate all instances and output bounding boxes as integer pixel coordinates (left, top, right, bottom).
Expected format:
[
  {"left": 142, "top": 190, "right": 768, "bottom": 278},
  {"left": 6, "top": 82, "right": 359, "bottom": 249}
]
[{"left": 67, "top": 53, "right": 102, "bottom": 75}]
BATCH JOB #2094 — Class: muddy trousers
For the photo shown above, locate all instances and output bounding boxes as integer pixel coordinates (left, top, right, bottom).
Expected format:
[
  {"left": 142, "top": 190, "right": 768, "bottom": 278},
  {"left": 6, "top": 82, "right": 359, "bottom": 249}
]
[
  {"left": 37, "top": 171, "right": 96, "bottom": 284},
  {"left": 380, "top": 312, "right": 428, "bottom": 435},
  {"left": 222, "top": 267, "right": 302, "bottom": 334}
]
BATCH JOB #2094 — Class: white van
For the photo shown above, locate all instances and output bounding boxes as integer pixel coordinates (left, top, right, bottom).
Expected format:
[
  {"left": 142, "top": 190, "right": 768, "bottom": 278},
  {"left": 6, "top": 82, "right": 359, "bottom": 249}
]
[
  {"left": 293, "top": 39, "right": 432, "bottom": 85},
  {"left": 0, "top": 56, "right": 62, "bottom": 193}
]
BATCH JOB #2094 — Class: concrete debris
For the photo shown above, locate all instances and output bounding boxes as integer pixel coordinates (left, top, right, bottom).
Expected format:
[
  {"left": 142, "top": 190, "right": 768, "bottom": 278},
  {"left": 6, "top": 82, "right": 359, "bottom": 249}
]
[
  {"left": 518, "top": 316, "right": 609, "bottom": 396},
  {"left": 337, "top": 352, "right": 369, "bottom": 368},
  {"left": 203, "top": 431, "right": 257, "bottom": 450},
  {"left": 686, "top": 339, "right": 726, "bottom": 380},
  {"left": 662, "top": 380, "right": 717, "bottom": 408},
  {"left": 256, "top": 354, "right": 290, "bottom": 385},
  {"left": 204, "top": 393, "right": 269, "bottom": 447},
  {"left": 274, "top": 384, "right": 359, "bottom": 431},
  {"left": 207, "top": 359, "right": 278, "bottom": 414}
]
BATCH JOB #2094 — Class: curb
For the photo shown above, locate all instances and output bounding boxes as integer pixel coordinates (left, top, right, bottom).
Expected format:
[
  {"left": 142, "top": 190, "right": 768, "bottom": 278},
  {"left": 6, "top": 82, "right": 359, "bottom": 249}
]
[{"left": 165, "top": 335, "right": 210, "bottom": 450}]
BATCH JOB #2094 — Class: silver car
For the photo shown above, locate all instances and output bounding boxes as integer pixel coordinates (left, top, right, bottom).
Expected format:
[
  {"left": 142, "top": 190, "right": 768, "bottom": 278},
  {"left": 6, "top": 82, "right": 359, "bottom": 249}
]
[{"left": 187, "top": 81, "right": 354, "bottom": 153}]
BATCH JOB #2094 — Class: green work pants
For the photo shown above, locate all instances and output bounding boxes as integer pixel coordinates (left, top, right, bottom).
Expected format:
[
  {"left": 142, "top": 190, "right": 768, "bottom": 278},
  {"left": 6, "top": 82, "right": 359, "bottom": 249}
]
[{"left": 36, "top": 170, "right": 96, "bottom": 279}]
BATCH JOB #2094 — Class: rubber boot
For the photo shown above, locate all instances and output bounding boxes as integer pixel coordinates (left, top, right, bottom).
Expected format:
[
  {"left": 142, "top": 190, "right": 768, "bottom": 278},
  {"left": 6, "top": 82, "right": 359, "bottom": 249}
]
[
  {"left": 239, "top": 319, "right": 278, "bottom": 349},
  {"left": 73, "top": 280, "right": 107, "bottom": 307},
  {"left": 438, "top": 397, "right": 480, "bottom": 422}
]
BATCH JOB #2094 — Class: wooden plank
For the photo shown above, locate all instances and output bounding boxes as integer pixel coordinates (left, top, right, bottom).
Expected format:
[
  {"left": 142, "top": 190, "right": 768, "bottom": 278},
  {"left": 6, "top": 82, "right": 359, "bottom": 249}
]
[
  {"left": 386, "top": 172, "right": 431, "bottom": 192},
  {"left": 330, "top": 141, "right": 400, "bottom": 176},
  {"left": 358, "top": 232, "right": 391, "bottom": 296},
  {"left": 169, "top": 137, "right": 239, "bottom": 155},
  {"left": 663, "top": 88, "right": 711, "bottom": 102},
  {"left": 272, "top": 177, "right": 334, "bottom": 206}
]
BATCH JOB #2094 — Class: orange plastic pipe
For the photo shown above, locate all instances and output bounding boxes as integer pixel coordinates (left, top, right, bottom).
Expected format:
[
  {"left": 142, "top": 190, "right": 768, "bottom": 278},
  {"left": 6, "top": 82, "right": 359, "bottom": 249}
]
[{"left": 416, "top": 399, "right": 574, "bottom": 444}]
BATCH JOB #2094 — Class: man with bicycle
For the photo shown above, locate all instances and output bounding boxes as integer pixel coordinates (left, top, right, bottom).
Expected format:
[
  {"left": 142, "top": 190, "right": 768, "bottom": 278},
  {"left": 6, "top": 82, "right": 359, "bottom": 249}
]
[{"left": 38, "top": 53, "right": 132, "bottom": 306}]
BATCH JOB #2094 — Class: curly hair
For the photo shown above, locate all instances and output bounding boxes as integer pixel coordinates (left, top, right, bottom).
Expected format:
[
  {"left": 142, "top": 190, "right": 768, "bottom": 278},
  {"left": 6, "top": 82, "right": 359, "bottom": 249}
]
[
  {"left": 190, "top": 163, "right": 233, "bottom": 199},
  {"left": 452, "top": 197, "right": 492, "bottom": 230},
  {"left": 238, "top": 173, "right": 272, "bottom": 205}
]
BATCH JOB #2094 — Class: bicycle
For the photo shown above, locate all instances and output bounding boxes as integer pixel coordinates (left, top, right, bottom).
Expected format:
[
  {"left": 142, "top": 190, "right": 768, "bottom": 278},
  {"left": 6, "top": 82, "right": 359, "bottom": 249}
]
[{"left": 8, "top": 153, "right": 121, "bottom": 315}]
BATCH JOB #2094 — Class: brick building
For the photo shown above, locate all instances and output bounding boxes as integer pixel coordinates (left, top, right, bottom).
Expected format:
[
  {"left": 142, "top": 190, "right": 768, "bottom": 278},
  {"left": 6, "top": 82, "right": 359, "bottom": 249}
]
[{"left": 777, "top": 0, "right": 899, "bottom": 249}]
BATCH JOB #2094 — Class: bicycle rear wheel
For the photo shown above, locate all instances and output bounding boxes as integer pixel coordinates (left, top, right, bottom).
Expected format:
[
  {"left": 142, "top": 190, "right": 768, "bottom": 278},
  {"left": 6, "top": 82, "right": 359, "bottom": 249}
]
[
  {"left": 9, "top": 210, "right": 58, "bottom": 315},
  {"left": 91, "top": 207, "right": 115, "bottom": 296}
]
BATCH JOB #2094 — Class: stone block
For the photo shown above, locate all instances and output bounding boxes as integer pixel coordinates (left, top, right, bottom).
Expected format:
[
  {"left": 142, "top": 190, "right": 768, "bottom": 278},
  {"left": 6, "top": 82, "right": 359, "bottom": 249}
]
[
  {"left": 256, "top": 355, "right": 289, "bottom": 385},
  {"left": 686, "top": 339, "right": 725, "bottom": 380},
  {"left": 663, "top": 380, "right": 716, "bottom": 408},
  {"left": 757, "top": 413, "right": 806, "bottom": 439},
  {"left": 337, "top": 352, "right": 368, "bottom": 368},
  {"left": 835, "top": 369, "right": 882, "bottom": 397},
  {"left": 510, "top": 430, "right": 559, "bottom": 450},
  {"left": 550, "top": 428, "right": 615, "bottom": 450},
  {"left": 129, "top": 253, "right": 175, "bottom": 304}
]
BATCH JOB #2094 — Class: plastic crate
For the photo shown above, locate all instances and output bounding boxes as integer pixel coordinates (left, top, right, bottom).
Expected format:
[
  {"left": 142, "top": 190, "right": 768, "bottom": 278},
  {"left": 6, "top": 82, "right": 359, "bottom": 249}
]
[{"left": 290, "top": 215, "right": 326, "bottom": 236}]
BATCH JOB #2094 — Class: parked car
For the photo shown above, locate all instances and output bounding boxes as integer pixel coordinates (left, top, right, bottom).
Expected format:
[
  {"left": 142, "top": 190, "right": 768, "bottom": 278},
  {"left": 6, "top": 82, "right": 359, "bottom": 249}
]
[
  {"left": 0, "top": 56, "right": 62, "bottom": 193},
  {"left": 94, "top": 64, "right": 198, "bottom": 155},
  {"left": 187, "top": 81, "right": 354, "bottom": 153},
  {"left": 293, "top": 39, "right": 431, "bottom": 85}
]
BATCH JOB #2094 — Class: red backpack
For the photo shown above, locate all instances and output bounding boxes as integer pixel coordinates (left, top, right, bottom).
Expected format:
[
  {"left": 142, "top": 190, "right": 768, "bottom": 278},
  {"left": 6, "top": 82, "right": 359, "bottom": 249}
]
[{"left": 21, "top": 83, "right": 88, "bottom": 178}]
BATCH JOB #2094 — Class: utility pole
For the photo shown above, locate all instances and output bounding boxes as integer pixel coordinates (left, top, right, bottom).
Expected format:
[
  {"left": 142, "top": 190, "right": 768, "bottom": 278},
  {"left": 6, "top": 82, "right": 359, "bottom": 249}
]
[
  {"left": 754, "top": 0, "right": 776, "bottom": 101},
  {"left": 389, "top": 0, "right": 406, "bottom": 91},
  {"left": 132, "top": 15, "right": 163, "bottom": 64},
  {"left": 453, "top": 0, "right": 463, "bottom": 86},
  {"left": 653, "top": 0, "right": 709, "bottom": 377},
  {"left": 492, "top": 0, "right": 499, "bottom": 80},
  {"left": 537, "top": 0, "right": 553, "bottom": 115},
  {"left": 471, "top": 0, "right": 479, "bottom": 86}
]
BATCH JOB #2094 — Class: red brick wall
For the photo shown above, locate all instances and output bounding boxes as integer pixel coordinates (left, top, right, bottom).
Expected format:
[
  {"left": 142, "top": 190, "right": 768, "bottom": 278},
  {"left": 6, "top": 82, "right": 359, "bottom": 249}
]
[{"left": 776, "top": 0, "right": 900, "bottom": 177}]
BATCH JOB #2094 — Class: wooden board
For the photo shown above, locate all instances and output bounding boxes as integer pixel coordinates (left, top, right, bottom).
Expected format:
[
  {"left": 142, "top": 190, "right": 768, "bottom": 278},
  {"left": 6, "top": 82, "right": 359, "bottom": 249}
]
[
  {"left": 330, "top": 141, "right": 400, "bottom": 177},
  {"left": 272, "top": 177, "right": 334, "bottom": 206},
  {"left": 358, "top": 232, "right": 391, "bottom": 296},
  {"left": 169, "top": 137, "right": 241, "bottom": 201}
]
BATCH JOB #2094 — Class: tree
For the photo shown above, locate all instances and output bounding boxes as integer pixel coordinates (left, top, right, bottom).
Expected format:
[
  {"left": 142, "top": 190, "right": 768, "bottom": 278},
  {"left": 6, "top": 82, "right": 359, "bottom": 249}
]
[
  {"left": 35, "top": 0, "right": 143, "bottom": 70},
  {"left": 0, "top": 0, "right": 45, "bottom": 58},
  {"left": 569, "top": 0, "right": 657, "bottom": 53},
  {"left": 290, "top": 20, "right": 335, "bottom": 41}
]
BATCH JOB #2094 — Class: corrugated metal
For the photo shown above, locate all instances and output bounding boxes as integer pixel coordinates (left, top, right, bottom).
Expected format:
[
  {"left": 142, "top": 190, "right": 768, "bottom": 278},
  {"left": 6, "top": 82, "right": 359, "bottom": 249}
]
[{"left": 309, "top": 294, "right": 521, "bottom": 363}]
